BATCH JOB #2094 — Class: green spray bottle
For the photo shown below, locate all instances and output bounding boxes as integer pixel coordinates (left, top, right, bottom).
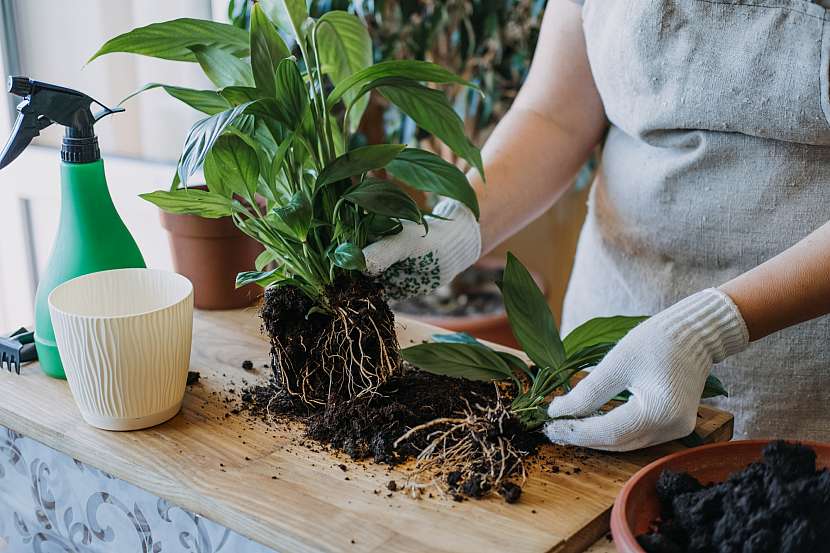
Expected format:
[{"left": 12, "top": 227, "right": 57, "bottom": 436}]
[{"left": 0, "top": 76, "right": 145, "bottom": 378}]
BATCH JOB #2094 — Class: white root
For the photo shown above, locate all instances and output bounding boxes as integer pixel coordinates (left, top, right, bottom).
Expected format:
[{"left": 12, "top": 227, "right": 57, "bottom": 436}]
[
  {"left": 269, "top": 298, "right": 399, "bottom": 406},
  {"left": 395, "top": 395, "right": 528, "bottom": 499}
]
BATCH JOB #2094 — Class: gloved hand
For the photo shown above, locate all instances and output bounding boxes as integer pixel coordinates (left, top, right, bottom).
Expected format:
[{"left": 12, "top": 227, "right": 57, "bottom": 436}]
[
  {"left": 545, "top": 288, "right": 749, "bottom": 451},
  {"left": 364, "top": 198, "right": 481, "bottom": 300}
]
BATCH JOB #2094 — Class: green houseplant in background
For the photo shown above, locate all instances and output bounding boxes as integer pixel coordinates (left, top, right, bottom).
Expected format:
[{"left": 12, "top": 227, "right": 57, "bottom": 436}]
[{"left": 91, "top": 0, "right": 483, "bottom": 406}]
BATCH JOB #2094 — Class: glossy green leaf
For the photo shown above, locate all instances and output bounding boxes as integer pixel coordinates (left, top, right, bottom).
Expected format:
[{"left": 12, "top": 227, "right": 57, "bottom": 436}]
[
  {"left": 326, "top": 60, "right": 477, "bottom": 108},
  {"left": 236, "top": 269, "right": 283, "bottom": 288},
  {"left": 498, "top": 351, "right": 535, "bottom": 380},
  {"left": 254, "top": 249, "right": 275, "bottom": 271},
  {"left": 402, "top": 343, "right": 513, "bottom": 382},
  {"left": 366, "top": 215, "right": 403, "bottom": 241},
  {"left": 177, "top": 102, "right": 253, "bottom": 187},
  {"left": 274, "top": 58, "right": 308, "bottom": 130},
  {"left": 562, "top": 316, "right": 649, "bottom": 358},
  {"left": 386, "top": 148, "right": 479, "bottom": 219},
  {"left": 316, "top": 144, "right": 405, "bottom": 187},
  {"left": 316, "top": 11, "right": 373, "bottom": 132},
  {"left": 89, "top": 18, "right": 249, "bottom": 63},
  {"left": 272, "top": 192, "right": 312, "bottom": 241},
  {"left": 202, "top": 145, "right": 230, "bottom": 198},
  {"left": 331, "top": 242, "right": 366, "bottom": 271},
  {"left": 140, "top": 189, "right": 234, "bottom": 218},
  {"left": 207, "top": 135, "right": 260, "bottom": 201},
  {"left": 379, "top": 82, "right": 484, "bottom": 178},
  {"left": 259, "top": 0, "right": 308, "bottom": 44},
  {"left": 344, "top": 178, "right": 422, "bottom": 224},
  {"left": 190, "top": 45, "right": 254, "bottom": 88},
  {"left": 499, "top": 252, "right": 565, "bottom": 370},
  {"left": 250, "top": 3, "right": 290, "bottom": 97},
  {"left": 120, "top": 83, "right": 230, "bottom": 115}
]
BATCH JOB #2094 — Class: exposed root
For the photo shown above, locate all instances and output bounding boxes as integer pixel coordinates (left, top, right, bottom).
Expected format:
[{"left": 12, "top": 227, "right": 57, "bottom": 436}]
[
  {"left": 393, "top": 390, "right": 529, "bottom": 502},
  {"left": 262, "top": 277, "right": 400, "bottom": 407}
]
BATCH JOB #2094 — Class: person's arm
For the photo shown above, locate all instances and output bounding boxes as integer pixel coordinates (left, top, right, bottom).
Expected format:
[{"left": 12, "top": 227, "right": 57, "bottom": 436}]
[
  {"left": 363, "top": 1, "right": 607, "bottom": 297},
  {"left": 720, "top": 220, "right": 830, "bottom": 341},
  {"left": 545, "top": 222, "right": 830, "bottom": 451},
  {"left": 472, "top": 0, "right": 607, "bottom": 252}
]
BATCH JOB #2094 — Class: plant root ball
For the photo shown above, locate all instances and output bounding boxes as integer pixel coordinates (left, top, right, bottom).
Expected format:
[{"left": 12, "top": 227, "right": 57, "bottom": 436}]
[{"left": 261, "top": 276, "right": 400, "bottom": 406}]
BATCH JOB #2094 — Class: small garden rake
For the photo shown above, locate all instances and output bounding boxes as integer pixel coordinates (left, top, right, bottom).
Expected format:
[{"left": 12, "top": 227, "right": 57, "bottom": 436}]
[{"left": 0, "top": 328, "right": 36, "bottom": 374}]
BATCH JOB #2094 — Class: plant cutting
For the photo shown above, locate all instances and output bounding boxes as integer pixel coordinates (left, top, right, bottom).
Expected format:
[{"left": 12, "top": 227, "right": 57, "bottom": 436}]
[
  {"left": 90, "top": 1, "right": 483, "bottom": 406},
  {"left": 401, "top": 253, "right": 728, "bottom": 499}
]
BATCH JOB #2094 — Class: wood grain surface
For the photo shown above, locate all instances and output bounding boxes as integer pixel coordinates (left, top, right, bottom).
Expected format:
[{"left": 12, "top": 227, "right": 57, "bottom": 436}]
[{"left": 0, "top": 309, "right": 733, "bottom": 553}]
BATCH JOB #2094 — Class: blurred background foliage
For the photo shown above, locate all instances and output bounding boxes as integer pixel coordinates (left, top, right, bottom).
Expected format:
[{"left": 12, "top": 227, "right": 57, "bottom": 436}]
[{"left": 228, "top": 0, "right": 547, "bottom": 148}]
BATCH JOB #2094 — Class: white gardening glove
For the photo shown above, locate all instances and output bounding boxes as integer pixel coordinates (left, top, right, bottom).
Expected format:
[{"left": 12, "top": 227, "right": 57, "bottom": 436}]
[
  {"left": 364, "top": 198, "right": 481, "bottom": 300},
  {"left": 545, "top": 288, "right": 749, "bottom": 452}
]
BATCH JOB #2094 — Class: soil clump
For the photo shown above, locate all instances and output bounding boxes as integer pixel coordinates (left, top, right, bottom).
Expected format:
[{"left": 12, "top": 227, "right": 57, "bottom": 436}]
[{"left": 638, "top": 441, "right": 830, "bottom": 553}]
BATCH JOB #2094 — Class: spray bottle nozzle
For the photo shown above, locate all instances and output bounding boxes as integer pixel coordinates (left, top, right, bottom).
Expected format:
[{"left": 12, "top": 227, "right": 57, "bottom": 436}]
[
  {"left": 0, "top": 76, "right": 124, "bottom": 169},
  {"left": 8, "top": 76, "right": 32, "bottom": 97}
]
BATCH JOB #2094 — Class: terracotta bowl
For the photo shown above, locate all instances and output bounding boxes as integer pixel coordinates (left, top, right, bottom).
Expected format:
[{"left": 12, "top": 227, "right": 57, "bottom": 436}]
[{"left": 611, "top": 439, "right": 830, "bottom": 553}]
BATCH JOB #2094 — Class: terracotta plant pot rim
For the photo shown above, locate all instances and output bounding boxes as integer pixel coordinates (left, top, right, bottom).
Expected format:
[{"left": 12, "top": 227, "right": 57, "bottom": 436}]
[{"left": 610, "top": 439, "right": 830, "bottom": 553}]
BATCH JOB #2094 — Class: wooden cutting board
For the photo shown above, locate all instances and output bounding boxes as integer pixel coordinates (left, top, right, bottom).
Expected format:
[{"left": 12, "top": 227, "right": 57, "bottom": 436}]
[{"left": 0, "top": 309, "right": 732, "bottom": 553}]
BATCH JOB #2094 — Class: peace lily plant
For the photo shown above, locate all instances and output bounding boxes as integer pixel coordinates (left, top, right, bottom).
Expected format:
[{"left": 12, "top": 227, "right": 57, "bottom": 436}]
[
  {"left": 91, "top": 1, "right": 483, "bottom": 405},
  {"left": 398, "top": 253, "right": 727, "bottom": 495}
]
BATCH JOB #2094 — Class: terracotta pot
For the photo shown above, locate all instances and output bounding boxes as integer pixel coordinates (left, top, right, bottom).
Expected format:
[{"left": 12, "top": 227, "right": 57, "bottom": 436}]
[
  {"left": 611, "top": 439, "right": 830, "bottom": 553},
  {"left": 402, "top": 257, "right": 547, "bottom": 348},
  {"left": 160, "top": 196, "right": 263, "bottom": 310}
]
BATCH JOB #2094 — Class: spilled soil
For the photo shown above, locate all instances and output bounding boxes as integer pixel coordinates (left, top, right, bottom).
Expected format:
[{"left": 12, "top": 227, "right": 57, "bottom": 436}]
[
  {"left": 638, "top": 441, "right": 830, "bottom": 553},
  {"left": 247, "top": 275, "right": 546, "bottom": 502},
  {"left": 239, "top": 366, "right": 542, "bottom": 501}
]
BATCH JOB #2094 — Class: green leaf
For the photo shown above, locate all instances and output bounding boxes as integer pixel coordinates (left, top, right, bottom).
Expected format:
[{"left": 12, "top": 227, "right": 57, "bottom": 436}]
[
  {"left": 428, "top": 336, "right": 532, "bottom": 381},
  {"left": 259, "top": 0, "right": 308, "bottom": 44},
  {"left": 366, "top": 215, "right": 402, "bottom": 241},
  {"left": 207, "top": 135, "right": 260, "bottom": 201},
  {"left": 316, "top": 11, "right": 373, "bottom": 132},
  {"left": 401, "top": 343, "right": 513, "bottom": 382},
  {"left": 89, "top": 18, "right": 249, "bottom": 63},
  {"left": 562, "top": 316, "right": 649, "bottom": 358},
  {"left": 254, "top": 249, "right": 275, "bottom": 271},
  {"left": 497, "top": 351, "right": 535, "bottom": 380},
  {"left": 272, "top": 192, "right": 312, "bottom": 241},
  {"left": 177, "top": 102, "right": 253, "bottom": 187},
  {"left": 317, "top": 144, "right": 405, "bottom": 187},
  {"left": 702, "top": 374, "right": 729, "bottom": 399},
  {"left": 140, "top": 189, "right": 234, "bottom": 218},
  {"left": 327, "top": 60, "right": 478, "bottom": 108},
  {"left": 379, "top": 82, "right": 484, "bottom": 178},
  {"left": 236, "top": 269, "right": 283, "bottom": 288},
  {"left": 386, "top": 148, "right": 479, "bottom": 219},
  {"left": 250, "top": 3, "right": 290, "bottom": 97},
  {"left": 190, "top": 45, "right": 254, "bottom": 88},
  {"left": 202, "top": 145, "right": 230, "bottom": 198},
  {"left": 344, "top": 178, "right": 422, "bottom": 224},
  {"left": 274, "top": 58, "right": 308, "bottom": 130},
  {"left": 331, "top": 242, "right": 366, "bottom": 271},
  {"left": 500, "top": 252, "right": 565, "bottom": 370},
  {"left": 120, "top": 83, "right": 231, "bottom": 115}
]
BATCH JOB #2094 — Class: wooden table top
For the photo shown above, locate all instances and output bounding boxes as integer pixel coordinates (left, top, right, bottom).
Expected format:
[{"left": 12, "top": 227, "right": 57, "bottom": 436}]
[{"left": 0, "top": 309, "right": 732, "bottom": 553}]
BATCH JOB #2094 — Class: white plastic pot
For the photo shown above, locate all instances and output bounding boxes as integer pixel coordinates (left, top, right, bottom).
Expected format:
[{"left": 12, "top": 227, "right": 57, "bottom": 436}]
[{"left": 49, "top": 268, "right": 194, "bottom": 431}]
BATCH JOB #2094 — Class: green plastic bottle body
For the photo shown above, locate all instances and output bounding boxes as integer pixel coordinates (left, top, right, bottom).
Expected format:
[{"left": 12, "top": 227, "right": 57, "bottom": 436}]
[{"left": 34, "top": 159, "right": 145, "bottom": 378}]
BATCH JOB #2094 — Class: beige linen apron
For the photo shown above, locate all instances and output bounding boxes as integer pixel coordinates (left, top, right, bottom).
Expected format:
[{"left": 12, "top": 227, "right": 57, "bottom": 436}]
[{"left": 563, "top": 0, "right": 830, "bottom": 440}]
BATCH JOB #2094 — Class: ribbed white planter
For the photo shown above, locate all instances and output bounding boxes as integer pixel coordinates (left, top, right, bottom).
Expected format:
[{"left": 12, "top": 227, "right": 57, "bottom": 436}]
[{"left": 49, "top": 269, "right": 194, "bottom": 431}]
